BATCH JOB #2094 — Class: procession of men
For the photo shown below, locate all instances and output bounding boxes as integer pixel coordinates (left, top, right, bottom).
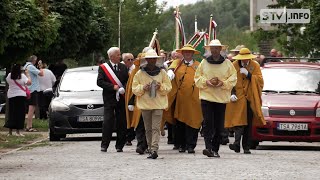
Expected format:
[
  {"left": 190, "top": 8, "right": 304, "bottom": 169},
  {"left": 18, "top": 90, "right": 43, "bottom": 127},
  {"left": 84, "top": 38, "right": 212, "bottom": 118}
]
[{"left": 97, "top": 38, "right": 265, "bottom": 159}]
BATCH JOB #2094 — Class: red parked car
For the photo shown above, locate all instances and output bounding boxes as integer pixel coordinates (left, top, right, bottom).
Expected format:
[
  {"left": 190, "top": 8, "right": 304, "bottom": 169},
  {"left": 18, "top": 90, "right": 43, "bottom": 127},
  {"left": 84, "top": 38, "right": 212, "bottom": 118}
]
[{"left": 251, "top": 62, "right": 320, "bottom": 148}]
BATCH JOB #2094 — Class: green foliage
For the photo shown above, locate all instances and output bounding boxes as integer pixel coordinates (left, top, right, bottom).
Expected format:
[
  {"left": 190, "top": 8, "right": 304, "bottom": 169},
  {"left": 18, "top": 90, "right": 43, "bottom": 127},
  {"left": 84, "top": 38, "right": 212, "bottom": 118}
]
[
  {"left": 263, "top": 0, "right": 320, "bottom": 57},
  {"left": 219, "top": 27, "right": 258, "bottom": 52},
  {"left": 81, "top": 4, "right": 110, "bottom": 56},
  {"left": 0, "top": 133, "right": 42, "bottom": 149},
  {"left": 0, "top": 0, "right": 60, "bottom": 66},
  {"left": 40, "top": 0, "right": 94, "bottom": 61},
  {"left": 103, "top": 0, "right": 165, "bottom": 55},
  {"left": 0, "top": 0, "right": 15, "bottom": 54}
]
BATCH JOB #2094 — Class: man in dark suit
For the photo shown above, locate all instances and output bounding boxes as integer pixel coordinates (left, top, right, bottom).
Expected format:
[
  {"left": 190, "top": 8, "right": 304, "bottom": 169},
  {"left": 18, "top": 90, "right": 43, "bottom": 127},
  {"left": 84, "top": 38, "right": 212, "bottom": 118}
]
[{"left": 97, "top": 47, "right": 129, "bottom": 152}]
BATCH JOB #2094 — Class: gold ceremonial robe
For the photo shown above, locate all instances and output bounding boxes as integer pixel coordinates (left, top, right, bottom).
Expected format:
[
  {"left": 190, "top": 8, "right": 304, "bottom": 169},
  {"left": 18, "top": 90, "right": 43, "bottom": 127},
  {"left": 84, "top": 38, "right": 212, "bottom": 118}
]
[
  {"left": 225, "top": 60, "right": 266, "bottom": 128},
  {"left": 125, "top": 60, "right": 142, "bottom": 129},
  {"left": 163, "top": 59, "right": 203, "bottom": 129}
]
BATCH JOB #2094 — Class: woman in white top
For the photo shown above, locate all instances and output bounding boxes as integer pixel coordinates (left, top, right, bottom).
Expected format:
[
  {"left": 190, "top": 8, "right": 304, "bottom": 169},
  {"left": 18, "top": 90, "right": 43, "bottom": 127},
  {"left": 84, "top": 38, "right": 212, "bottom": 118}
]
[{"left": 4, "top": 64, "right": 31, "bottom": 136}]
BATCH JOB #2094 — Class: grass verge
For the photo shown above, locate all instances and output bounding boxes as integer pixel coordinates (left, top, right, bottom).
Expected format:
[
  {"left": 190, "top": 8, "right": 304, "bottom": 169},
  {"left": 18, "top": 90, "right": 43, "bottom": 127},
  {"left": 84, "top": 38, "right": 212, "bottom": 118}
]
[
  {"left": 0, "top": 118, "right": 48, "bottom": 132},
  {"left": 0, "top": 133, "right": 43, "bottom": 149},
  {"left": 0, "top": 117, "right": 49, "bottom": 153}
]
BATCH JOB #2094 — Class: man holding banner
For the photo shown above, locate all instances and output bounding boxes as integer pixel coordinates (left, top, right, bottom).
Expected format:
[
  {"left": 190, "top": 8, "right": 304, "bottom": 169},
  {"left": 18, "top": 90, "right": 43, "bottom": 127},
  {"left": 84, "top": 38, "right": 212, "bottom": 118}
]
[{"left": 97, "top": 47, "right": 129, "bottom": 153}]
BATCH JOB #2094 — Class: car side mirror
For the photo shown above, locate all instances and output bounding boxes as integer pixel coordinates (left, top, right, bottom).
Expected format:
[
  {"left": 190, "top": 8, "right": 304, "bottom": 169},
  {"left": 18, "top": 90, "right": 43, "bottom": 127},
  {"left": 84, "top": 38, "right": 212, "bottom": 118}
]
[{"left": 43, "top": 88, "right": 54, "bottom": 97}]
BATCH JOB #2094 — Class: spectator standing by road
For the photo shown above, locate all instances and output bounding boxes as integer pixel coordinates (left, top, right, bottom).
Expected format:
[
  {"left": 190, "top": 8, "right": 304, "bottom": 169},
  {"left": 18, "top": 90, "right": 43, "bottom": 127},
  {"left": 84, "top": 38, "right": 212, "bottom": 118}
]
[
  {"left": 23, "top": 55, "right": 44, "bottom": 132},
  {"left": 4, "top": 64, "right": 31, "bottom": 136},
  {"left": 38, "top": 62, "right": 56, "bottom": 119}
]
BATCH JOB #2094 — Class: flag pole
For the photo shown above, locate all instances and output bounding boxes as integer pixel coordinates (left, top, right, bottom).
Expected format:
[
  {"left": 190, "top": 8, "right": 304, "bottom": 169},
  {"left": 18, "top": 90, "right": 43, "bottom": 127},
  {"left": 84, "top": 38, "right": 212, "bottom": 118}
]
[
  {"left": 208, "top": 14, "right": 213, "bottom": 44},
  {"left": 175, "top": 6, "right": 180, "bottom": 50},
  {"left": 195, "top": 15, "right": 198, "bottom": 33}
]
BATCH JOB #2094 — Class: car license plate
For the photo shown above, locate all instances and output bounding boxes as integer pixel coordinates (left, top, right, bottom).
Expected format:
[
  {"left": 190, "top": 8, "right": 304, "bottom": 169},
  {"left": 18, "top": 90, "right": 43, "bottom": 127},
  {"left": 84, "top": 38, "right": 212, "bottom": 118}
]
[
  {"left": 78, "top": 116, "right": 103, "bottom": 122},
  {"left": 277, "top": 123, "right": 308, "bottom": 131}
]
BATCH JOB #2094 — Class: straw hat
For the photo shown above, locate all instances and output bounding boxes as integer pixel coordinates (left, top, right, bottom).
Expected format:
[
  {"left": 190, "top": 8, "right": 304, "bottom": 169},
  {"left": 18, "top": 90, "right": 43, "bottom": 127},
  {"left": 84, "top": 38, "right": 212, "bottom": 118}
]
[
  {"left": 230, "top": 45, "right": 246, "bottom": 52},
  {"left": 232, "top": 48, "right": 257, "bottom": 60},
  {"left": 204, "top": 39, "right": 225, "bottom": 49},
  {"left": 176, "top": 44, "right": 200, "bottom": 55},
  {"left": 141, "top": 49, "right": 162, "bottom": 59}
]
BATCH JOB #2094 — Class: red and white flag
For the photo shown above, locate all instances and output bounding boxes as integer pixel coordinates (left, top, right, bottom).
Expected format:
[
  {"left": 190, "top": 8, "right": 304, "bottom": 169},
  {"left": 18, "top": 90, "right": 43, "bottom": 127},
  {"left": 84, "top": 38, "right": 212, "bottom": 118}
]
[{"left": 211, "top": 20, "right": 217, "bottom": 39}]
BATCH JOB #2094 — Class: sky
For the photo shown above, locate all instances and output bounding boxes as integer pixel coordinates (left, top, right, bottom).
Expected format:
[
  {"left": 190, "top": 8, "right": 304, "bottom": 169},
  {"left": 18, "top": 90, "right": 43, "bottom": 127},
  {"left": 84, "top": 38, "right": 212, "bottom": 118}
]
[{"left": 157, "top": 0, "right": 201, "bottom": 9}]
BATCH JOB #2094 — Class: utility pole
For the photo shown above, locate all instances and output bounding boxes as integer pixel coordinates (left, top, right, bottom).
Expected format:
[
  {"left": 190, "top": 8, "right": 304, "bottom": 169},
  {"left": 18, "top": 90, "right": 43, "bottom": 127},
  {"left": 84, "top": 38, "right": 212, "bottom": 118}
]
[{"left": 118, "top": 0, "right": 124, "bottom": 49}]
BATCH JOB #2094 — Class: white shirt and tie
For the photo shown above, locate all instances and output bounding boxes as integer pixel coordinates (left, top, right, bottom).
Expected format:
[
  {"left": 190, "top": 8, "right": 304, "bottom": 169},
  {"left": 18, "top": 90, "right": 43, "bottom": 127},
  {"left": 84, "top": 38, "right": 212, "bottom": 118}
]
[{"left": 110, "top": 61, "right": 119, "bottom": 72}]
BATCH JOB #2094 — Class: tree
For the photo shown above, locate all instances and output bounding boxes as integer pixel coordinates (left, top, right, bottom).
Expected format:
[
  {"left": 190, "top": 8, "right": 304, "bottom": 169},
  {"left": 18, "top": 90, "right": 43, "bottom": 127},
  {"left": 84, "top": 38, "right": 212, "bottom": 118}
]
[
  {"left": 39, "top": 0, "right": 94, "bottom": 62},
  {"left": 102, "top": 0, "right": 165, "bottom": 55},
  {"left": 0, "top": 0, "right": 60, "bottom": 67},
  {"left": 256, "top": 0, "right": 320, "bottom": 57}
]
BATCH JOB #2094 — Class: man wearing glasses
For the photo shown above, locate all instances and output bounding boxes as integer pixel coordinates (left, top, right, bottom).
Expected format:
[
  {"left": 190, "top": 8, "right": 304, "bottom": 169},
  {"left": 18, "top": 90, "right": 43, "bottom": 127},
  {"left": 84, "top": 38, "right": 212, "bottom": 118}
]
[{"left": 122, "top": 53, "right": 135, "bottom": 74}]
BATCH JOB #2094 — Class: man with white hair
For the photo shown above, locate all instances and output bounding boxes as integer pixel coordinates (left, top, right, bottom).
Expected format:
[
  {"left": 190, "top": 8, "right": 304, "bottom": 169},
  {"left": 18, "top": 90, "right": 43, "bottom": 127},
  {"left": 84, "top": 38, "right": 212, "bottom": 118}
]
[
  {"left": 122, "top": 53, "right": 135, "bottom": 74},
  {"left": 97, "top": 47, "right": 129, "bottom": 153}
]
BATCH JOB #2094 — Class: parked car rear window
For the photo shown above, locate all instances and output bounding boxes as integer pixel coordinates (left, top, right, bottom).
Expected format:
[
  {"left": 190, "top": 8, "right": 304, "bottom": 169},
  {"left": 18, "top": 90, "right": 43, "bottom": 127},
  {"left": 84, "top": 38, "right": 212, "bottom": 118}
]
[
  {"left": 59, "top": 71, "right": 102, "bottom": 92},
  {"left": 262, "top": 68, "right": 320, "bottom": 93}
]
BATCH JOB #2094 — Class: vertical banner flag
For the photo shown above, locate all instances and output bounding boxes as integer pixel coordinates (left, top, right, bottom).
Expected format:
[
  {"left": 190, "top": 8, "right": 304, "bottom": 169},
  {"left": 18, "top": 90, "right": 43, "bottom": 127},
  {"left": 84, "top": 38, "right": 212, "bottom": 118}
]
[
  {"left": 175, "top": 11, "right": 186, "bottom": 47},
  {"left": 211, "top": 19, "right": 217, "bottom": 40}
]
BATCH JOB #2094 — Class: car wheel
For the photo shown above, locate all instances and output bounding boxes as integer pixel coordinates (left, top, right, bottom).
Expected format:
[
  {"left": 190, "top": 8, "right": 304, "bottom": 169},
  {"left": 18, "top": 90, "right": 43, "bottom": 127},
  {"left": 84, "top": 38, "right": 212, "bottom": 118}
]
[
  {"left": 249, "top": 140, "right": 259, "bottom": 149},
  {"left": 60, "top": 134, "right": 66, "bottom": 139},
  {"left": 49, "top": 128, "right": 61, "bottom": 141}
]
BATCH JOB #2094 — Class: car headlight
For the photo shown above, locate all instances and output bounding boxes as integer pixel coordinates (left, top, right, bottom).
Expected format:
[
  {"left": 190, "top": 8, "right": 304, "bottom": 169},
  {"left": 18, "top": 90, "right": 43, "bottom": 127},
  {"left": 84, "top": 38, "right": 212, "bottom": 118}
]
[
  {"left": 262, "top": 106, "right": 269, "bottom": 117},
  {"left": 50, "top": 100, "right": 70, "bottom": 111},
  {"left": 316, "top": 108, "right": 320, "bottom": 117}
]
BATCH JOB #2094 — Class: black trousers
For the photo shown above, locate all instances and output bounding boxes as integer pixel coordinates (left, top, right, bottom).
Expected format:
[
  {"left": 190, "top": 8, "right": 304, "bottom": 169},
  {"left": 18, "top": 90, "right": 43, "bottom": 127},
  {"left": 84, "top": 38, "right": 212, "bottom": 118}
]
[
  {"left": 126, "top": 128, "right": 135, "bottom": 142},
  {"left": 166, "top": 122, "right": 173, "bottom": 142},
  {"left": 233, "top": 101, "right": 253, "bottom": 150},
  {"left": 38, "top": 91, "right": 51, "bottom": 119},
  {"left": 201, "top": 100, "right": 226, "bottom": 152},
  {"left": 135, "top": 116, "right": 147, "bottom": 150},
  {"left": 101, "top": 100, "right": 127, "bottom": 150},
  {"left": 175, "top": 120, "right": 199, "bottom": 149},
  {"left": 4, "top": 96, "right": 26, "bottom": 130}
]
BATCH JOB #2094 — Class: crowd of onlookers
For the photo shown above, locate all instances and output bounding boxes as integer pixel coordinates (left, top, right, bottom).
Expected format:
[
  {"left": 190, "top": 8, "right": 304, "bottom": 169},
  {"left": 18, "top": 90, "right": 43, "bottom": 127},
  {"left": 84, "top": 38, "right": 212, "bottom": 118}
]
[{"left": 3, "top": 56, "right": 67, "bottom": 136}]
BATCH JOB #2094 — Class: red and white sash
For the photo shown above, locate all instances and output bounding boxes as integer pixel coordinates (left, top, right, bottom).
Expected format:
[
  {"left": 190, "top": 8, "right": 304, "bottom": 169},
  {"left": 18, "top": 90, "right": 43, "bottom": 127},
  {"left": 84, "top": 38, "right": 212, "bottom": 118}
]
[{"left": 100, "top": 63, "right": 123, "bottom": 88}]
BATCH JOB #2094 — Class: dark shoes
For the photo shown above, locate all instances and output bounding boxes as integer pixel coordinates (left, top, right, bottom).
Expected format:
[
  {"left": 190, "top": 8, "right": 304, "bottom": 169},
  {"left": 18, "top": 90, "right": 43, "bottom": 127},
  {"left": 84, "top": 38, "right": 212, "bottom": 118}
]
[
  {"left": 203, "top": 149, "right": 220, "bottom": 158},
  {"left": 116, "top": 148, "right": 123, "bottom": 152},
  {"left": 244, "top": 149, "right": 251, "bottom": 154},
  {"left": 179, "top": 147, "right": 186, "bottom": 153},
  {"left": 147, "top": 151, "right": 158, "bottom": 159},
  {"left": 101, "top": 147, "right": 107, "bottom": 152},
  {"left": 173, "top": 145, "right": 179, "bottom": 150},
  {"left": 229, "top": 144, "right": 240, "bottom": 153},
  {"left": 221, "top": 138, "right": 229, "bottom": 145},
  {"left": 213, "top": 151, "right": 220, "bottom": 158},
  {"left": 136, "top": 147, "right": 145, "bottom": 155},
  {"left": 202, "top": 149, "right": 214, "bottom": 157},
  {"left": 187, "top": 148, "right": 195, "bottom": 154}
]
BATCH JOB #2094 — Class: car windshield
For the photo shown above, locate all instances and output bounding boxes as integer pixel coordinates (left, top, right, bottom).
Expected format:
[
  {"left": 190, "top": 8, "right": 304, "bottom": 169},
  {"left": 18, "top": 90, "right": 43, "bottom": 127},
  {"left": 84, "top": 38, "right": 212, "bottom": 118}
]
[
  {"left": 59, "top": 70, "right": 102, "bottom": 92},
  {"left": 262, "top": 68, "right": 320, "bottom": 93}
]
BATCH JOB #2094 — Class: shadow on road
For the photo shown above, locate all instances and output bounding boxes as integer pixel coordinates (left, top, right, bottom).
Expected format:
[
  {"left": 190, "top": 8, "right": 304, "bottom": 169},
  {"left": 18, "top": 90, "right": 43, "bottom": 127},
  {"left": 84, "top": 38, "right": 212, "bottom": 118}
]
[{"left": 256, "top": 145, "right": 320, "bottom": 151}]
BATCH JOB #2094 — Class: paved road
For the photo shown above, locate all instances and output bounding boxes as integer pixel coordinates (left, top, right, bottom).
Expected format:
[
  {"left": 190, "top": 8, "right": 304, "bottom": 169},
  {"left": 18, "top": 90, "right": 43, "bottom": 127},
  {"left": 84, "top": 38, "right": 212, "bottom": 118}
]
[{"left": 1, "top": 133, "right": 320, "bottom": 180}]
